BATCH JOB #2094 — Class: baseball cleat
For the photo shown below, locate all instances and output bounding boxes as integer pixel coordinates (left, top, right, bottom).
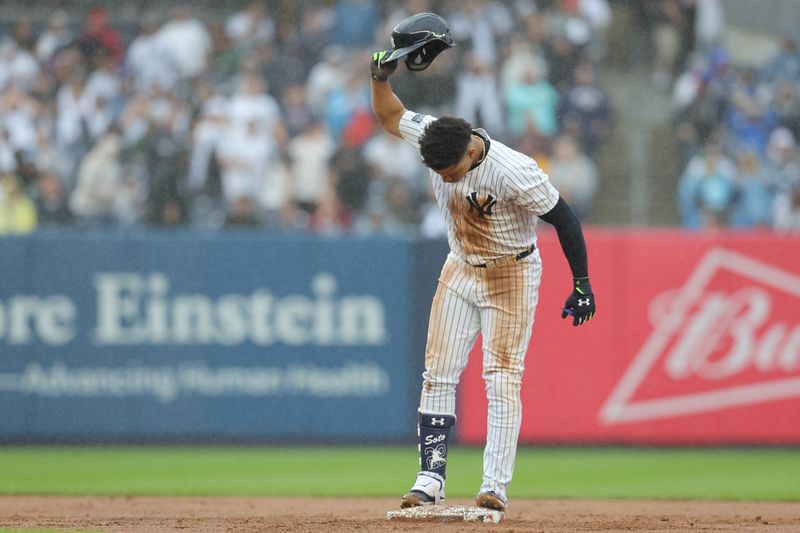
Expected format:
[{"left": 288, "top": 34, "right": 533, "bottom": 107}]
[
  {"left": 400, "top": 473, "right": 445, "bottom": 508},
  {"left": 400, "top": 489, "right": 436, "bottom": 508},
  {"left": 476, "top": 491, "right": 506, "bottom": 512}
]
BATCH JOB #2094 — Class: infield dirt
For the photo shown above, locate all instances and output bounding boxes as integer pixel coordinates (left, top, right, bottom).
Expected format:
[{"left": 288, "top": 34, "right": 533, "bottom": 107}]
[{"left": 1, "top": 496, "right": 798, "bottom": 532}]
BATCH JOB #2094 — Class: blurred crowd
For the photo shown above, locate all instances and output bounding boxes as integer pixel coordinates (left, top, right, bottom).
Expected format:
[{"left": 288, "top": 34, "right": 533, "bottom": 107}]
[
  {"left": 0, "top": 0, "right": 612, "bottom": 235},
  {"left": 647, "top": 0, "right": 800, "bottom": 232}
]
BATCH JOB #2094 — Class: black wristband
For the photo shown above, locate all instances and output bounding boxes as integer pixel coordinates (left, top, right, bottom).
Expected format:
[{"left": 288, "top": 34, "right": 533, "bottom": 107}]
[
  {"left": 371, "top": 73, "right": 389, "bottom": 82},
  {"left": 573, "top": 277, "right": 592, "bottom": 294}
]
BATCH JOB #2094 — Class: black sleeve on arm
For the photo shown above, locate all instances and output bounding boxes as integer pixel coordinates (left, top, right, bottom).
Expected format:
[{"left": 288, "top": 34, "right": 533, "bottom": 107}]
[{"left": 538, "top": 197, "right": 588, "bottom": 279}]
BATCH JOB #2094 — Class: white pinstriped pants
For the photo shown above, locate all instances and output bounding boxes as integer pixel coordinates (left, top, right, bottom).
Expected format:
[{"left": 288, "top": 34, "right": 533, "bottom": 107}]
[{"left": 419, "top": 251, "right": 541, "bottom": 500}]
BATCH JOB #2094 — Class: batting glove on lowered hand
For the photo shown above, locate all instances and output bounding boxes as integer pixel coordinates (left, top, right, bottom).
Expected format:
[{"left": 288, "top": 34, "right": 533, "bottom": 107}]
[
  {"left": 561, "top": 277, "right": 596, "bottom": 326},
  {"left": 370, "top": 50, "right": 398, "bottom": 81}
]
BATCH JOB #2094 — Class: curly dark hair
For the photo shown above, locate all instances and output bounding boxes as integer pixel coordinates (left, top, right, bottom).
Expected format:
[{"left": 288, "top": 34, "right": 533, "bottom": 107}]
[{"left": 419, "top": 117, "right": 473, "bottom": 170}]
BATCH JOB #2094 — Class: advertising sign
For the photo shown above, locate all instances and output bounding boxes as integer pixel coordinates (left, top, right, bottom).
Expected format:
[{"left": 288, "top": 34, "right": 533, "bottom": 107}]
[
  {"left": 457, "top": 230, "right": 800, "bottom": 445},
  {"left": 0, "top": 233, "right": 415, "bottom": 440}
]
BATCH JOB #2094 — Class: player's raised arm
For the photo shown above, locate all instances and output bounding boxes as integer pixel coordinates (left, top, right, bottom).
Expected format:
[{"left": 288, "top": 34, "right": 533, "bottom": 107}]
[
  {"left": 370, "top": 51, "right": 405, "bottom": 138},
  {"left": 538, "top": 197, "right": 597, "bottom": 326}
]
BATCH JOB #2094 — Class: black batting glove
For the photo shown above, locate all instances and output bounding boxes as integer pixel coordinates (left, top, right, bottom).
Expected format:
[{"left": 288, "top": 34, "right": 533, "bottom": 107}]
[
  {"left": 561, "top": 277, "right": 596, "bottom": 326},
  {"left": 370, "top": 50, "right": 397, "bottom": 81}
]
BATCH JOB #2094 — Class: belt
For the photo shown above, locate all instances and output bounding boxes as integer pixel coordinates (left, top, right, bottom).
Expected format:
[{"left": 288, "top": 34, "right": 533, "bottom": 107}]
[{"left": 474, "top": 244, "right": 535, "bottom": 268}]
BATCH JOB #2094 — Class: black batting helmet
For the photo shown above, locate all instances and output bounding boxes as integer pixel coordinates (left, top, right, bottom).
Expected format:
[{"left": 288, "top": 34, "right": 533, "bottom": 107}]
[{"left": 383, "top": 13, "right": 455, "bottom": 71}]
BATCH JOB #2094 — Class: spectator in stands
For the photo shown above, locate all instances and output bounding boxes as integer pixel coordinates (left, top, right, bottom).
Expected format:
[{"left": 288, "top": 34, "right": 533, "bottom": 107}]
[
  {"left": 500, "top": 32, "right": 548, "bottom": 97},
  {"left": 504, "top": 63, "right": 559, "bottom": 141},
  {"left": 578, "top": 0, "right": 613, "bottom": 62},
  {"left": 418, "top": 181, "right": 447, "bottom": 238},
  {"left": 0, "top": 127, "right": 15, "bottom": 175},
  {"left": 546, "top": 0, "right": 594, "bottom": 55},
  {"left": 186, "top": 82, "right": 228, "bottom": 193},
  {"left": 36, "top": 10, "right": 73, "bottom": 64},
  {"left": 224, "top": 195, "right": 261, "bottom": 228},
  {"left": 693, "top": 0, "right": 725, "bottom": 54},
  {"left": 257, "top": 41, "right": 306, "bottom": 101},
  {"left": 330, "top": 0, "right": 380, "bottom": 47},
  {"left": 547, "top": 134, "right": 599, "bottom": 219},
  {"left": 448, "top": 0, "right": 511, "bottom": 136},
  {"left": 291, "top": 4, "right": 335, "bottom": 73},
  {"left": 644, "top": 0, "right": 690, "bottom": 92},
  {"left": 383, "top": 177, "right": 420, "bottom": 230},
  {"left": 113, "top": 174, "right": 147, "bottom": 228},
  {"left": 280, "top": 84, "right": 314, "bottom": 138},
  {"left": 724, "top": 68, "right": 776, "bottom": 157},
  {"left": 761, "top": 36, "right": 800, "bottom": 87},
  {"left": 455, "top": 51, "right": 504, "bottom": 137},
  {"left": 306, "top": 45, "right": 348, "bottom": 118},
  {"left": 227, "top": 70, "right": 287, "bottom": 163},
  {"left": 773, "top": 179, "right": 800, "bottom": 232},
  {"left": 324, "top": 68, "right": 371, "bottom": 140},
  {"left": 543, "top": 32, "right": 582, "bottom": 94},
  {"left": 0, "top": 0, "right": 618, "bottom": 236},
  {"left": 286, "top": 118, "right": 336, "bottom": 215},
  {"left": 0, "top": 86, "right": 39, "bottom": 171},
  {"left": 134, "top": 97, "right": 191, "bottom": 228},
  {"left": 332, "top": 139, "right": 370, "bottom": 220},
  {"left": 126, "top": 15, "right": 175, "bottom": 93},
  {"left": 353, "top": 182, "right": 412, "bottom": 236},
  {"left": 157, "top": 6, "right": 213, "bottom": 80},
  {"left": 764, "top": 127, "right": 800, "bottom": 193},
  {"left": 771, "top": 81, "right": 800, "bottom": 142},
  {"left": 0, "top": 173, "right": 37, "bottom": 234},
  {"left": 448, "top": 0, "right": 512, "bottom": 67},
  {"left": 362, "top": 130, "right": 424, "bottom": 184},
  {"left": 216, "top": 118, "right": 274, "bottom": 213},
  {"left": 256, "top": 153, "right": 290, "bottom": 230},
  {"left": 53, "top": 76, "right": 90, "bottom": 186},
  {"left": 308, "top": 185, "right": 351, "bottom": 235},
  {"left": 728, "top": 150, "right": 773, "bottom": 229},
  {"left": 74, "top": 7, "right": 125, "bottom": 68},
  {"left": 558, "top": 60, "right": 611, "bottom": 156},
  {"left": 33, "top": 124, "right": 70, "bottom": 182},
  {"left": 677, "top": 140, "right": 737, "bottom": 230},
  {"left": 85, "top": 50, "right": 123, "bottom": 118},
  {"left": 673, "top": 70, "right": 726, "bottom": 164},
  {"left": 32, "top": 171, "right": 72, "bottom": 226},
  {"left": 225, "top": 1, "right": 276, "bottom": 52},
  {"left": 1, "top": 24, "right": 40, "bottom": 91},
  {"left": 69, "top": 130, "right": 123, "bottom": 227}
]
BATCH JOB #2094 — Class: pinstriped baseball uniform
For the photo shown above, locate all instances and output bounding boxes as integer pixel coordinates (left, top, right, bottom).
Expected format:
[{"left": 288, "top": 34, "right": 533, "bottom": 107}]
[{"left": 399, "top": 110, "right": 559, "bottom": 501}]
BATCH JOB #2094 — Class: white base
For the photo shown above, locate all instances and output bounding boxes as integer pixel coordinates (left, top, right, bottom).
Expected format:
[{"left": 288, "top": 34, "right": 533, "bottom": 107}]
[{"left": 386, "top": 505, "right": 504, "bottom": 523}]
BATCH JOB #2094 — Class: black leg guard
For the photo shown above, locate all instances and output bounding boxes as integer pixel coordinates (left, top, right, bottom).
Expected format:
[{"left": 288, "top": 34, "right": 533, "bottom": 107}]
[{"left": 418, "top": 411, "right": 456, "bottom": 480}]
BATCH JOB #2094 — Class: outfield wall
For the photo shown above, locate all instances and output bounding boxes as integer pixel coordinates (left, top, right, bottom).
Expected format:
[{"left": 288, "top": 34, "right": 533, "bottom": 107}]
[
  {"left": 460, "top": 229, "right": 800, "bottom": 445},
  {"left": 0, "top": 232, "right": 443, "bottom": 442},
  {"left": 1, "top": 230, "right": 798, "bottom": 444}
]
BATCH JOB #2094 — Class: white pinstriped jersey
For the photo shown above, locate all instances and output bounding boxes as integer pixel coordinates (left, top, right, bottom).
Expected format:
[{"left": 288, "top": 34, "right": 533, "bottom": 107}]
[{"left": 399, "top": 110, "right": 560, "bottom": 266}]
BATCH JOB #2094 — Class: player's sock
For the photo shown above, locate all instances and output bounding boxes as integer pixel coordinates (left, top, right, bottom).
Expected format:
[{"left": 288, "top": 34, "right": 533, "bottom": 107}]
[{"left": 417, "top": 410, "right": 456, "bottom": 480}]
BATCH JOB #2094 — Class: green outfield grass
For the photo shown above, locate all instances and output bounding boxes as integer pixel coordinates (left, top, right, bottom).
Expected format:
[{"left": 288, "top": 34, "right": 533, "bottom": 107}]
[{"left": 0, "top": 446, "right": 798, "bottom": 501}]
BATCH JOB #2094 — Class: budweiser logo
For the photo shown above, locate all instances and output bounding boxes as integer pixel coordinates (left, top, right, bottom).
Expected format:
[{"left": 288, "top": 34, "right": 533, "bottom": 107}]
[{"left": 601, "top": 248, "right": 800, "bottom": 425}]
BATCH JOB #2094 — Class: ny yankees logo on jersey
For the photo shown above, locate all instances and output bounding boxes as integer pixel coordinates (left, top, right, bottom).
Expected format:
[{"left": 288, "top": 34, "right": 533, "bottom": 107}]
[{"left": 466, "top": 192, "right": 496, "bottom": 218}]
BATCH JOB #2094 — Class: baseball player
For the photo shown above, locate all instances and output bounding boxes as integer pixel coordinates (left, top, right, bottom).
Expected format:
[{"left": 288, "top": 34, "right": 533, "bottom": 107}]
[{"left": 370, "top": 14, "right": 597, "bottom": 513}]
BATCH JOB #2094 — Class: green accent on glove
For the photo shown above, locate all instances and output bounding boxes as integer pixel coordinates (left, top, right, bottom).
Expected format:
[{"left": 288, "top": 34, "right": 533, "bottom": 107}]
[
  {"left": 573, "top": 276, "right": 592, "bottom": 295},
  {"left": 371, "top": 50, "right": 395, "bottom": 81}
]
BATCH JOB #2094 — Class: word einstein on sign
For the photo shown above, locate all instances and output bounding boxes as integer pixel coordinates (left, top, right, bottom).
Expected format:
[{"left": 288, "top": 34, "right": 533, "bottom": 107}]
[{"left": 0, "top": 272, "right": 387, "bottom": 347}]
